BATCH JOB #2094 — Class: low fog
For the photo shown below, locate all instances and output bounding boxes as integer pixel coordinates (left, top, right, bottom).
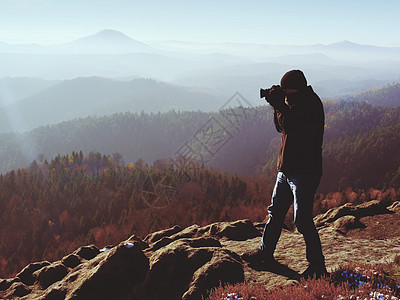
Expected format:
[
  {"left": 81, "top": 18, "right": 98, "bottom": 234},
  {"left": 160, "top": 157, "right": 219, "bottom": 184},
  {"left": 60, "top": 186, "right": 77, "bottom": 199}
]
[{"left": 1, "top": 29, "right": 400, "bottom": 133}]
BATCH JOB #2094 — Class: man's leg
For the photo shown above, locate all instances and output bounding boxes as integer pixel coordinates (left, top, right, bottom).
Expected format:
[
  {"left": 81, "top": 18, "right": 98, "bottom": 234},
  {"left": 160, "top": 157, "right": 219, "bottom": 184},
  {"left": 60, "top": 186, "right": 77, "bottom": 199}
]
[
  {"left": 260, "top": 172, "right": 293, "bottom": 258},
  {"left": 288, "top": 174, "right": 327, "bottom": 276}
]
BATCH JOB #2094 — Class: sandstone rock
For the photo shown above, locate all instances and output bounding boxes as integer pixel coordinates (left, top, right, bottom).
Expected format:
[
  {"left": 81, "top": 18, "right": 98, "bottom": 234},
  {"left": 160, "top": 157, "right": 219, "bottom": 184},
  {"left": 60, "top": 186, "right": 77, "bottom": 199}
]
[
  {"left": 187, "top": 237, "right": 222, "bottom": 248},
  {"left": 148, "top": 236, "right": 175, "bottom": 252},
  {"left": 3, "top": 282, "right": 30, "bottom": 298},
  {"left": 74, "top": 245, "right": 100, "bottom": 260},
  {"left": 61, "top": 254, "right": 82, "bottom": 269},
  {"left": 34, "top": 262, "right": 69, "bottom": 289},
  {"left": 136, "top": 236, "right": 243, "bottom": 300},
  {"left": 182, "top": 249, "right": 244, "bottom": 300},
  {"left": 2, "top": 217, "right": 400, "bottom": 299},
  {"left": 146, "top": 224, "right": 201, "bottom": 252},
  {"left": 314, "top": 200, "right": 392, "bottom": 228},
  {"left": 333, "top": 215, "right": 365, "bottom": 233},
  {"left": 387, "top": 201, "right": 400, "bottom": 213},
  {"left": 147, "top": 220, "right": 259, "bottom": 252},
  {"left": 169, "top": 224, "right": 201, "bottom": 240},
  {"left": 42, "top": 287, "right": 67, "bottom": 300},
  {"left": 16, "top": 261, "right": 50, "bottom": 286},
  {"left": 61, "top": 241, "right": 149, "bottom": 299},
  {"left": 125, "top": 234, "right": 149, "bottom": 250},
  {"left": 0, "top": 277, "right": 20, "bottom": 291},
  {"left": 352, "top": 200, "right": 390, "bottom": 218},
  {"left": 205, "top": 219, "right": 261, "bottom": 241},
  {"left": 314, "top": 203, "right": 354, "bottom": 227},
  {"left": 145, "top": 224, "right": 182, "bottom": 244}
]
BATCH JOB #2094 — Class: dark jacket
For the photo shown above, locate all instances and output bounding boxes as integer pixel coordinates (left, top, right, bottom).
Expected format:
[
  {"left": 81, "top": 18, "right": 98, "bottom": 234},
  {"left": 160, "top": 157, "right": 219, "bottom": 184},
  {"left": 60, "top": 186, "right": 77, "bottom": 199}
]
[{"left": 273, "top": 86, "right": 324, "bottom": 176}]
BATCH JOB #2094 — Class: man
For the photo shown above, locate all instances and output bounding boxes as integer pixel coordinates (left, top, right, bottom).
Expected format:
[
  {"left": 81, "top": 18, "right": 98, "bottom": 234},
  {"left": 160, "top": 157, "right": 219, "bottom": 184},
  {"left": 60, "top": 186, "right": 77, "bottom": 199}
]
[{"left": 243, "top": 70, "right": 327, "bottom": 279}]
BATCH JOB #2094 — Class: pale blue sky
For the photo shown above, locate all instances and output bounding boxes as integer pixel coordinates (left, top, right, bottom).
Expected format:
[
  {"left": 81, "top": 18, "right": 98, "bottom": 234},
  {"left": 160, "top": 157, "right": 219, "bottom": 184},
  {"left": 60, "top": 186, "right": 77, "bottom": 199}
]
[{"left": 0, "top": 0, "right": 399, "bottom": 46}]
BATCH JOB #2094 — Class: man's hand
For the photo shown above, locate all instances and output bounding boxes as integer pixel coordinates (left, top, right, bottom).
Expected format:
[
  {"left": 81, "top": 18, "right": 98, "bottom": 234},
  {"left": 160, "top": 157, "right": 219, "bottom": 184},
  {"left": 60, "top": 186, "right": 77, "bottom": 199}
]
[{"left": 267, "top": 85, "right": 285, "bottom": 108}]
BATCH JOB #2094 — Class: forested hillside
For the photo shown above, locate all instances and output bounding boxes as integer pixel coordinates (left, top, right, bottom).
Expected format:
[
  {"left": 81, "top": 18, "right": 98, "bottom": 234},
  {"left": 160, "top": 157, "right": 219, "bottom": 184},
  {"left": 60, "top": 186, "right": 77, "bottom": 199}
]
[
  {"left": 1, "top": 100, "right": 399, "bottom": 192},
  {"left": 339, "top": 82, "right": 400, "bottom": 106},
  {"left": 0, "top": 152, "right": 274, "bottom": 277},
  {"left": 0, "top": 107, "right": 274, "bottom": 176}
]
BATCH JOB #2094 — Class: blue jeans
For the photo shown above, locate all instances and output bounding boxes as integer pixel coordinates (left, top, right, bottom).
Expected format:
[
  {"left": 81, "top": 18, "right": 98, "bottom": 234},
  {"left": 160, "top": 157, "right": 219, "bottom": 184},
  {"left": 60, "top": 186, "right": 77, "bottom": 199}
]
[{"left": 260, "top": 172, "right": 325, "bottom": 265}]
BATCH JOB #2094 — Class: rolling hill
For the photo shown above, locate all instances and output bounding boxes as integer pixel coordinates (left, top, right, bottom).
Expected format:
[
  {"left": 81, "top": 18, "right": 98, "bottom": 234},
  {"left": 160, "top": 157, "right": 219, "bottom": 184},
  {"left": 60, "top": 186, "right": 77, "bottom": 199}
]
[{"left": 0, "top": 77, "right": 223, "bottom": 133}]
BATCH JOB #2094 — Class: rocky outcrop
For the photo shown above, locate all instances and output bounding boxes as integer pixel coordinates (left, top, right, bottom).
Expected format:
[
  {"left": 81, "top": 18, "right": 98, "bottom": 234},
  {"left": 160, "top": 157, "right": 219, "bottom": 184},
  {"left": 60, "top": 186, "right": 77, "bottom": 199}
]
[
  {"left": 137, "top": 237, "right": 243, "bottom": 300},
  {"left": 0, "top": 240, "right": 149, "bottom": 299},
  {"left": 332, "top": 215, "right": 366, "bottom": 233},
  {"left": 314, "top": 199, "right": 392, "bottom": 228},
  {"left": 0, "top": 219, "right": 257, "bottom": 300},
  {"left": 16, "top": 261, "right": 51, "bottom": 286},
  {"left": 1, "top": 200, "right": 399, "bottom": 299}
]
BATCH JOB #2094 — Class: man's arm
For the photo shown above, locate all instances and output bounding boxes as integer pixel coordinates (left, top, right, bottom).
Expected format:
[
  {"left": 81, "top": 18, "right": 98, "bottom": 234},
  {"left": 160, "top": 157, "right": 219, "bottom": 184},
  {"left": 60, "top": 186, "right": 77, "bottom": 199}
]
[{"left": 272, "top": 98, "right": 318, "bottom": 134}]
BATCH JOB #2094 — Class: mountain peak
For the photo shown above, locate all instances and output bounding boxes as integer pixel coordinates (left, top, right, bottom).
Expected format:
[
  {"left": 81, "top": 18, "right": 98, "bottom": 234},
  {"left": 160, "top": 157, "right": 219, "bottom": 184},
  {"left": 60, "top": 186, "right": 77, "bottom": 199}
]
[
  {"left": 63, "top": 29, "right": 153, "bottom": 54},
  {"left": 92, "top": 29, "right": 133, "bottom": 40},
  {"left": 76, "top": 29, "right": 137, "bottom": 43},
  {"left": 328, "top": 40, "right": 361, "bottom": 47}
]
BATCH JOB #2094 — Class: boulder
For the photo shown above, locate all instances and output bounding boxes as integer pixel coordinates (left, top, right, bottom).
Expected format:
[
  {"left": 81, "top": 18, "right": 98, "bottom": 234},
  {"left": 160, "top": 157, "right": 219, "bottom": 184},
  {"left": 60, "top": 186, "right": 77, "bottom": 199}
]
[
  {"left": 387, "top": 201, "right": 400, "bottom": 213},
  {"left": 314, "top": 203, "right": 354, "bottom": 227},
  {"left": 205, "top": 219, "right": 261, "bottom": 241},
  {"left": 125, "top": 234, "right": 150, "bottom": 250},
  {"left": 182, "top": 249, "right": 244, "bottom": 300},
  {"left": 16, "top": 260, "right": 50, "bottom": 286},
  {"left": 0, "top": 277, "right": 21, "bottom": 291},
  {"left": 74, "top": 245, "right": 100, "bottom": 260},
  {"left": 149, "top": 236, "right": 175, "bottom": 252},
  {"left": 332, "top": 215, "right": 365, "bottom": 233},
  {"left": 135, "top": 236, "right": 243, "bottom": 300},
  {"left": 144, "top": 224, "right": 183, "bottom": 244},
  {"left": 352, "top": 200, "right": 391, "bottom": 218},
  {"left": 147, "top": 220, "right": 260, "bottom": 252},
  {"left": 2, "top": 282, "right": 30, "bottom": 298},
  {"left": 314, "top": 200, "right": 392, "bottom": 228},
  {"left": 34, "top": 262, "right": 69, "bottom": 289},
  {"left": 168, "top": 224, "right": 201, "bottom": 240},
  {"left": 61, "top": 241, "right": 149, "bottom": 299},
  {"left": 42, "top": 288, "right": 67, "bottom": 300},
  {"left": 146, "top": 224, "right": 201, "bottom": 251},
  {"left": 61, "top": 254, "right": 82, "bottom": 269}
]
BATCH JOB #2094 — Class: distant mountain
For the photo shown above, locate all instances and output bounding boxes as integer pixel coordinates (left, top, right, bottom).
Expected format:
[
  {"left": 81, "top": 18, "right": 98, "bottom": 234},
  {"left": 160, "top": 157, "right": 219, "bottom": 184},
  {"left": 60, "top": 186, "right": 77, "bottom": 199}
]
[
  {"left": 0, "top": 77, "right": 223, "bottom": 133},
  {"left": 56, "top": 29, "right": 155, "bottom": 54},
  {"left": 0, "top": 30, "right": 155, "bottom": 54},
  {"left": 149, "top": 39, "right": 400, "bottom": 61},
  {"left": 171, "top": 56, "right": 400, "bottom": 99},
  {"left": 1, "top": 30, "right": 400, "bottom": 100}
]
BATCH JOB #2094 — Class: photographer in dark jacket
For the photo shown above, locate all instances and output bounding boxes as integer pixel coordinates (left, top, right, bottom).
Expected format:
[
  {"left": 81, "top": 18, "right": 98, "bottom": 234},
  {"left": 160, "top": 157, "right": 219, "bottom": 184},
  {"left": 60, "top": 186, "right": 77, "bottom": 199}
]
[{"left": 243, "top": 70, "right": 327, "bottom": 279}]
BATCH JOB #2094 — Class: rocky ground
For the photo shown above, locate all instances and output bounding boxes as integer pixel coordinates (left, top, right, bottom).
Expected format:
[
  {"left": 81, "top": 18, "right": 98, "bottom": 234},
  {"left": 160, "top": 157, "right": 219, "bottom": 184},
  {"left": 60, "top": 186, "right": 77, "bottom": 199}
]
[{"left": 1, "top": 199, "right": 399, "bottom": 299}]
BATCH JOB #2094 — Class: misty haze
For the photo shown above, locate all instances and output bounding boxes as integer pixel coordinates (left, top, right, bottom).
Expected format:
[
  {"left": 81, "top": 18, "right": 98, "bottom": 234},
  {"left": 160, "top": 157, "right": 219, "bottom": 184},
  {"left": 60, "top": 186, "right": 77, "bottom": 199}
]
[{"left": 1, "top": 26, "right": 400, "bottom": 299}]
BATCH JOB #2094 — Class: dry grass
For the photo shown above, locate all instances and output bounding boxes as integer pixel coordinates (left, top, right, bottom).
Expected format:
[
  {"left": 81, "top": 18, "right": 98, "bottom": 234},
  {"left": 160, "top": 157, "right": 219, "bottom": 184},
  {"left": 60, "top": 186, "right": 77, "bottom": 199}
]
[{"left": 206, "top": 258, "right": 400, "bottom": 300}]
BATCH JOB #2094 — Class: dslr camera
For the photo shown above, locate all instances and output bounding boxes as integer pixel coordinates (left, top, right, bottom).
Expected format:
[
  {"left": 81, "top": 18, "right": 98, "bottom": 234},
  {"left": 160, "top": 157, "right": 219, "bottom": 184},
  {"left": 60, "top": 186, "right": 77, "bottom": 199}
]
[
  {"left": 259, "top": 87, "right": 272, "bottom": 99},
  {"left": 260, "top": 85, "right": 285, "bottom": 106}
]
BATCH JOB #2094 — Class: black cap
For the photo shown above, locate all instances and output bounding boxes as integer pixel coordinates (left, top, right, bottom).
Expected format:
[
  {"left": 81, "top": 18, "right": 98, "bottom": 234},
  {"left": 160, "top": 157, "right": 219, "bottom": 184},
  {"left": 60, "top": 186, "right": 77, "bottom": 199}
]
[{"left": 280, "top": 70, "right": 307, "bottom": 90}]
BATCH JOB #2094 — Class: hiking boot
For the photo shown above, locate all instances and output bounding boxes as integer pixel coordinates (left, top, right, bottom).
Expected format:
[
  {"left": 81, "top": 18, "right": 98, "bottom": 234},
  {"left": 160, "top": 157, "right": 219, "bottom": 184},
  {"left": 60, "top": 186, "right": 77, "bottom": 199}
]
[{"left": 301, "top": 263, "right": 329, "bottom": 280}]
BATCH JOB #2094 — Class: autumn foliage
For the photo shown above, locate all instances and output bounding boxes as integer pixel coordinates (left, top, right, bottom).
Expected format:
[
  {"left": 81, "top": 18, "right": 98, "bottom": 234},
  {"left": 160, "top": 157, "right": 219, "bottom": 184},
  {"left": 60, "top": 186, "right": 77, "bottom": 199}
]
[{"left": 0, "top": 151, "right": 273, "bottom": 278}]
